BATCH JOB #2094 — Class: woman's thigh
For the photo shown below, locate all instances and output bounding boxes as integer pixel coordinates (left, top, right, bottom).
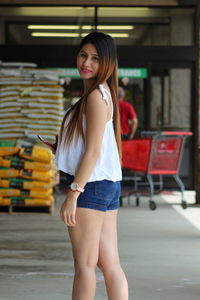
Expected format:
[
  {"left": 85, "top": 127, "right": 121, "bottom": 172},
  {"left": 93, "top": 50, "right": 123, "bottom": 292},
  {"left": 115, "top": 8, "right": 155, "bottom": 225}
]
[
  {"left": 68, "top": 207, "right": 105, "bottom": 265},
  {"left": 98, "top": 210, "right": 120, "bottom": 268}
]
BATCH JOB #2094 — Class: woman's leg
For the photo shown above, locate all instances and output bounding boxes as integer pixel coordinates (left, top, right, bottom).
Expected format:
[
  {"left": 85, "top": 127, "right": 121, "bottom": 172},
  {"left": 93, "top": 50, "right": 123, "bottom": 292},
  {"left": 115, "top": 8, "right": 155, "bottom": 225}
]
[
  {"left": 68, "top": 207, "right": 105, "bottom": 300},
  {"left": 97, "top": 210, "right": 129, "bottom": 300}
]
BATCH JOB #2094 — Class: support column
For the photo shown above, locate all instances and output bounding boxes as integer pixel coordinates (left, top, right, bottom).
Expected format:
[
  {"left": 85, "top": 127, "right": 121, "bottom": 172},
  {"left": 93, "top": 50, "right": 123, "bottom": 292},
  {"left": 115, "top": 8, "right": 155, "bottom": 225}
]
[
  {"left": 0, "top": 19, "right": 5, "bottom": 45},
  {"left": 195, "top": 2, "right": 200, "bottom": 204}
]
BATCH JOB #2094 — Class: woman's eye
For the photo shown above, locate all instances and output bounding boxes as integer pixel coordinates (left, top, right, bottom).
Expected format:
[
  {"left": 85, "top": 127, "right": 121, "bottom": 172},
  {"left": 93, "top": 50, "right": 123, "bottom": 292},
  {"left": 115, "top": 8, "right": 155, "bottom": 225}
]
[
  {"left": 80, "top": 53, "right": 86, "bottom": 58},
  {"left": 93, "top": 57, "right": 99, "bottom": 61}
]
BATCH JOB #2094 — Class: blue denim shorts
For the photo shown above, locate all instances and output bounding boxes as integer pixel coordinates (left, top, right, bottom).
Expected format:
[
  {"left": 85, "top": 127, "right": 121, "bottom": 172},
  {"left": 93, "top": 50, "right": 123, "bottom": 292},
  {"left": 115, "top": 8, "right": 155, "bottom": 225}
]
[{"left": 65, "top": 174, "right": 121, "bottom": 212}]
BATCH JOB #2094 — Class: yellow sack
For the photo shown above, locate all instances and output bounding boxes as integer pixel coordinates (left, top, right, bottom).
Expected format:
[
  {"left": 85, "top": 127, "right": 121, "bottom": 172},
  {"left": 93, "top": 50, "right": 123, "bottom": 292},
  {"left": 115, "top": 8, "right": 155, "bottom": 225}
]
[
  {"left": 19, "top": 169, "right": 53, "bottom": 182},
  {"left": 0, "top": 179, "right": 9, "bottom": 188},
  {"left": 19, "top": 145, "right": 53, "bottom": 163},
  {"left": 28, "top": 188, "right": 53, "bottom": 198},
  {"left": 24, "top": 160, "right": 53, "bottom": 171},
  {"left": 22, "top": 180, "right": 54, "bottom": 190},
  {"left": 0, "top": 178, "right": 54, "bottom": 190},
  {"left": 0, "top": 168, "right": 19, "bottom": 178},
  {"left": 0, "top": 188, "right": 53, "bottom": 198},
  {"left": 0, "top": 157, "right": 53, "bottom": 171},
  {"left": 23, "top": 198, "right": 54, "bottom": 206},
  {"left": 0, "top": 157, "right": 24, "bottom": 169},
  {"left": 0, "top": 198, "right": 10, "bottom": 206},
  {"left": 0, "top": 157, "right": 10, "bottom": 168},
  {"left": 0, "top": 147, "right": 19, "bottom": 156},
  {"left": 0, "top": 197, "right": 54, "bottom": 206},
  {"left": 0, "top": 188, "right": 20, "bottom": 196}
]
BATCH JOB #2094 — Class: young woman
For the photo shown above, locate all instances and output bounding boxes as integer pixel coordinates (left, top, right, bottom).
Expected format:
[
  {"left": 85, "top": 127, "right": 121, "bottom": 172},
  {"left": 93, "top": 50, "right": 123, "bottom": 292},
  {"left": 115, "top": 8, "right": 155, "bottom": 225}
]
[{"left": 54, "top": 31, "right": 129, "bottom": 300}]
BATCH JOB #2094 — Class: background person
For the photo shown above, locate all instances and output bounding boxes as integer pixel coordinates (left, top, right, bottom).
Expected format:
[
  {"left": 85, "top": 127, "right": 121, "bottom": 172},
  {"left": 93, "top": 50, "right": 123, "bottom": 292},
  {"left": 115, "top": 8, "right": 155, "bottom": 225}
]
[
  {"left": 118, "top": 86, "right": 138, "bottom": 140},
  {"left": 54, "top": 32, "right": 129, "bottom": 300}
]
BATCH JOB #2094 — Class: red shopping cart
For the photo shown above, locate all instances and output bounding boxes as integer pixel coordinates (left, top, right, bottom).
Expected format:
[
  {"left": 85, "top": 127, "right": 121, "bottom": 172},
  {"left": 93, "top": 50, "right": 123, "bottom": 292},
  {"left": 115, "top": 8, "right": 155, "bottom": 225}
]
[{"left": 121, "top": 131, "right": 192, "bottom": 210}]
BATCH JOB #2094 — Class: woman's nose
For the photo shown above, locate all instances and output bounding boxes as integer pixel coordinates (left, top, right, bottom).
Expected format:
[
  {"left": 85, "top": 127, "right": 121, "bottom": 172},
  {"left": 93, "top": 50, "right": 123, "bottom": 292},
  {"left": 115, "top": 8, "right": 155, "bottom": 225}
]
[{"left": 83, "top": 57, "right": 91, "bottom": 66}]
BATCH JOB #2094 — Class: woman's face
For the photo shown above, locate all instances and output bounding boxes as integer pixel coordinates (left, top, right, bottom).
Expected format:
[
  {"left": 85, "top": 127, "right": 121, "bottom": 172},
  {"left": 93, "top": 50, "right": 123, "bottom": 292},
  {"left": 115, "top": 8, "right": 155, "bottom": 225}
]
[{"left": 77, "top": 43, "right": 100, "bottom": 80}]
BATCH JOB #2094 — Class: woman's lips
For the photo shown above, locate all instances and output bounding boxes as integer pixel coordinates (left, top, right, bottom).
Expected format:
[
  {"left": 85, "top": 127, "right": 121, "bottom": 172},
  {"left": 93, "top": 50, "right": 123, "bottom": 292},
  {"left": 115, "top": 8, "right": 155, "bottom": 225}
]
[{"left": 81, "top": 68, "right": 92, "bottom": 74}]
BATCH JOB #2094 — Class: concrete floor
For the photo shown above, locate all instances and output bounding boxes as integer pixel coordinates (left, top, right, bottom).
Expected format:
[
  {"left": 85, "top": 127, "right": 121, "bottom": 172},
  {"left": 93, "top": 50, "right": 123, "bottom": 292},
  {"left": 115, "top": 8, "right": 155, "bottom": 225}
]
[{"left": 0, "top": 191, "right": 200, "bottom": 300}]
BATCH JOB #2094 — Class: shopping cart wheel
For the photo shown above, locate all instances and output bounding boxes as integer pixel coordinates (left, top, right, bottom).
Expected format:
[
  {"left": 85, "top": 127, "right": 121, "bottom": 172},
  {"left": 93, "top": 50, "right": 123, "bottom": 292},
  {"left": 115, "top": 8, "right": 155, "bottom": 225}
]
[
  {"left": 136, "top": 197, "right": 140, "bottom": 207},
  {"left": 181, "top": 201, "right": 187, "bottom": 209},
  {"left": 149, "top": 201, "right": 156, "bottom": 210}
]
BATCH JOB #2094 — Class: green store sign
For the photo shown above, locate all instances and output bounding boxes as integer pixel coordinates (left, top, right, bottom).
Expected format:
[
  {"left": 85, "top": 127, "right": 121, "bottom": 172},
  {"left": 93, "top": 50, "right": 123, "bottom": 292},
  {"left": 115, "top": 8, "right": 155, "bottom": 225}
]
[
  {"left": 118, "top": 68, "right": 147, "bottom": 78},
  {"left": 50, "top": 68, "right": 148, "bottom": 79}
]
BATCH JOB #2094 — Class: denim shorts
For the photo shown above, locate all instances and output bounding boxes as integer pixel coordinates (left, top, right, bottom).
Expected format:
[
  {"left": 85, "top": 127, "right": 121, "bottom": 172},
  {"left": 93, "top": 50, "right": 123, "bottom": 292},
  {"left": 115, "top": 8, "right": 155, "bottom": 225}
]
[{"left": 65, "top": 174, "right": 121, "bottom": 212}]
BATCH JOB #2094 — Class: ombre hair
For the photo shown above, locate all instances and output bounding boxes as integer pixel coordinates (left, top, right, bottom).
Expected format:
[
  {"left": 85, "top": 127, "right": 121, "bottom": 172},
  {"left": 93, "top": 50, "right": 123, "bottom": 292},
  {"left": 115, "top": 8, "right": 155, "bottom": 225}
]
[{"left": 59, "top": 31, "right": 121, "bottom": 158}]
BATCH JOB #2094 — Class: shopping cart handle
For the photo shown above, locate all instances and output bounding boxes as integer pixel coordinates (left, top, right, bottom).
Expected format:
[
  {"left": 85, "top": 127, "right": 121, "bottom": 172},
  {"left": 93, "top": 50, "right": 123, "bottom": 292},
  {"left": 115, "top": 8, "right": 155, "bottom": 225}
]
[{"left": 162, "top": 131, "right": 193, "bottom": 136}]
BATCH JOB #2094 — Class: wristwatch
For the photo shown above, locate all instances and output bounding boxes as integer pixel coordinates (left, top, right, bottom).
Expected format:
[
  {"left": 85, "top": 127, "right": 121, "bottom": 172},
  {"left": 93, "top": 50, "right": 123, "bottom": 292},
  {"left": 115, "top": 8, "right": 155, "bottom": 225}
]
[{"left": 70, "top": 182, "right": 84, "bottom": 193}]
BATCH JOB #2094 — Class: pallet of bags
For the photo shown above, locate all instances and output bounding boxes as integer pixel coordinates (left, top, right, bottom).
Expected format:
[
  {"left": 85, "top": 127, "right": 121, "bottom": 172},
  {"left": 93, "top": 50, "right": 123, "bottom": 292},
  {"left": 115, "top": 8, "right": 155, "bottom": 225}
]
[
  {"left": 0, "top": 141, "right": 55, "bottom": 213},
  {"left": 0, "top": 63, "right": 64, "bottom": 141}
]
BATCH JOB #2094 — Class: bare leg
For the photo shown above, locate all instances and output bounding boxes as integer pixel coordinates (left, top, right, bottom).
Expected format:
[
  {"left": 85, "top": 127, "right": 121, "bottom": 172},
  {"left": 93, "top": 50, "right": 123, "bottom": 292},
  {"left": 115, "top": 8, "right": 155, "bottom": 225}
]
[
  {"left": 68, "top": 207, "right": 105, "bottom": 300},
  {"left": 98, "top": 210, "right": 129, "bottom": 300}
]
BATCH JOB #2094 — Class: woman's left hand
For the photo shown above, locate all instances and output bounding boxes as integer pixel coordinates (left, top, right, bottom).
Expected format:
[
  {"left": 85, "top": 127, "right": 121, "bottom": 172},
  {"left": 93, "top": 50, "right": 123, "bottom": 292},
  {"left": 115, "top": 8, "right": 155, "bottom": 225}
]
[{"left": 60, "top": 191, "right": 79, "bottom": 226}]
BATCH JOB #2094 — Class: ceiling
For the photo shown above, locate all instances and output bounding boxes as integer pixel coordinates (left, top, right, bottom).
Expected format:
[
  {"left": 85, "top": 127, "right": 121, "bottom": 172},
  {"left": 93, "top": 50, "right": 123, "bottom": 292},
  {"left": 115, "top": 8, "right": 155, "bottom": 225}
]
[
  {"left": 0, "top": 6, "right": 194, "bottom": 46},
  {"left": 0, "top": 0, "right": 179, "bottom": 6}
]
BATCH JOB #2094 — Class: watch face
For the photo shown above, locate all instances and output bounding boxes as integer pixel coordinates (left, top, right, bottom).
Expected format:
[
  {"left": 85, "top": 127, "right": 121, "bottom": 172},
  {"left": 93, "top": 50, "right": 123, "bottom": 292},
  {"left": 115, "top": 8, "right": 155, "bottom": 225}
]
[{"left": 71, "top": 182, "right": 78, "bottom": 191}]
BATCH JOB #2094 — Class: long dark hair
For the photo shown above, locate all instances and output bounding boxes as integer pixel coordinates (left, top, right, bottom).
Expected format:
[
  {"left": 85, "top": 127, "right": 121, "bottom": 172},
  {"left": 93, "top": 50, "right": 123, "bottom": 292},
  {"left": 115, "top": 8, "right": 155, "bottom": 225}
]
[{"left": 59, "top": 31, "right": 121, "bottom": 158}]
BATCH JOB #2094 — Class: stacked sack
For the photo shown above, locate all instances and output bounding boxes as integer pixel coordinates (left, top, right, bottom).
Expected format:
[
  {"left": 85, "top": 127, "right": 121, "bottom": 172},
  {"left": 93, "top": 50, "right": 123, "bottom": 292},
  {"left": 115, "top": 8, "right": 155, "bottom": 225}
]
[
  {"left": 0, "top": 141, "right": 55, "bottom": 212},
  {"left": 0, "top": 61, "right": 64, "bottom": 142}
]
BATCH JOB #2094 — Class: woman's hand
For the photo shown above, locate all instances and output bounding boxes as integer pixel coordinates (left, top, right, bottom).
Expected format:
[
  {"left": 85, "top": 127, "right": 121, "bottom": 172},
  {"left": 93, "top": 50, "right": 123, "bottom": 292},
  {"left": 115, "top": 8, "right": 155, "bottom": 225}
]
[
  {"left": 60, "top": 191, "right": 79, "bottom": 226},
  {"left": 47, "top": 143, "right": 57, "bottom": 154},
  {"left": 37, "top": 135, "right": 58, "bottom": 154}
]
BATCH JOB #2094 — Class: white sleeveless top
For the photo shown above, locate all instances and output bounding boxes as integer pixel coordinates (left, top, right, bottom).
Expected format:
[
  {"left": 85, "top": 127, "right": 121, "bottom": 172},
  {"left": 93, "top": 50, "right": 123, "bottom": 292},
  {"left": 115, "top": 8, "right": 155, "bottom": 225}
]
[{"left": 54, "top": 84, "right": 122, "bottom": 182}]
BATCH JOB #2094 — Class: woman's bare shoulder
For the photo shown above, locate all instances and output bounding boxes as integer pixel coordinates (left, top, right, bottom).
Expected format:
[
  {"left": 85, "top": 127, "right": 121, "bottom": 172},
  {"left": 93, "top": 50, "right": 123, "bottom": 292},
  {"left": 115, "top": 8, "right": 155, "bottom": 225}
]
[
  {"left": 88, "top": 88, "right": 102, "bottom": 98},
  {"left": 86, "top": 88, "right": 108, "bottom": 118},
  {"left": 87, "top": 88, "right": 105, "bottom": 105}
]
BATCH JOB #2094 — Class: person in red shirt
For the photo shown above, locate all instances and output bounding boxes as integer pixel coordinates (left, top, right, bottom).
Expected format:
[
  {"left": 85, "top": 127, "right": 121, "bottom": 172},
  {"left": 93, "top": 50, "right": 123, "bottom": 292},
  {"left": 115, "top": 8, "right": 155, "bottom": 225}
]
[{"left": 118, "top": 86, "right": 138, "bottom": 140}]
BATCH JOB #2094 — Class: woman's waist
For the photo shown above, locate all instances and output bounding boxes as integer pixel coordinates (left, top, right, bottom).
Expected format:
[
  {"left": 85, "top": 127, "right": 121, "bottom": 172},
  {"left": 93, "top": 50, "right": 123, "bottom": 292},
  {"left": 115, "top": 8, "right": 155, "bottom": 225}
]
[{"left": 65, "top": 172, "right": 122, "bottom": 184}]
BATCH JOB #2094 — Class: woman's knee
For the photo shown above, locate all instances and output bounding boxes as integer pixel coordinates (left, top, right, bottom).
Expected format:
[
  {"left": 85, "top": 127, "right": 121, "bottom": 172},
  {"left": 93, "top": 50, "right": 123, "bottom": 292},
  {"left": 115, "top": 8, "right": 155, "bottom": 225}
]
[
  {"left": 74, "top": 257, "right": 98, "bottom": 271},
  {"left": 97, "top": 257, "right": 120, "bottom": 274}
]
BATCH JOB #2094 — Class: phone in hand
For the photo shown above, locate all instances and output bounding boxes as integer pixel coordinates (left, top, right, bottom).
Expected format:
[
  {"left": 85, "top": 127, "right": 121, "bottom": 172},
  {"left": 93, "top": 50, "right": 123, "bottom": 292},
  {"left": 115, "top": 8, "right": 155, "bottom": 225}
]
[{"left": 37, "top": 135, "right": 57, "bottom": 150}]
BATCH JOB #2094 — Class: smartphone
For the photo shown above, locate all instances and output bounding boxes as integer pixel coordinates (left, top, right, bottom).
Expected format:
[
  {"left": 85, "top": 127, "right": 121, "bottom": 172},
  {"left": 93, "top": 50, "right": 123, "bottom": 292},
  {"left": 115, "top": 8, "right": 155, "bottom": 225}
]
[{"left": 37, "top": 135, "right": 55, "bottom": 148}]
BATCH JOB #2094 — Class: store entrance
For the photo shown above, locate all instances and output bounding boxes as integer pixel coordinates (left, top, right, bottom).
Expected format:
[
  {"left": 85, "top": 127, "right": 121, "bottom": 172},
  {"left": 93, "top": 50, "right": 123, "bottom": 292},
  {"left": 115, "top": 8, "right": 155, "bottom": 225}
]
[
  {"left": 116, "top": 65, "right": 194, "bottom": 189},
  {"left": 149, "top": 67, "right": 194, "bottom": 189}
]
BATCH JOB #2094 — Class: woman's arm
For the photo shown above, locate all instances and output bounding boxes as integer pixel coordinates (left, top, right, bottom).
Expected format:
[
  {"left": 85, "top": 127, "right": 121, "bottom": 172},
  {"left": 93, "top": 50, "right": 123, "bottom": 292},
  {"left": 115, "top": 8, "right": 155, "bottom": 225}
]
[
  {"left": 60, "top": 88, "right": 109, "bottom": 226},
  {"left": 73, "top": 89, "right": 109, "bottom": 187}
]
